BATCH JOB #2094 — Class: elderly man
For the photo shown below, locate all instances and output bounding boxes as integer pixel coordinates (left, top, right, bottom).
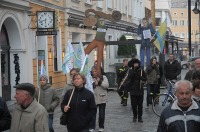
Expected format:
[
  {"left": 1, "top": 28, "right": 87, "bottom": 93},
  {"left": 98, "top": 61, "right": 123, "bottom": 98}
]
[
  {"left": 10, "top": 83, "right": 49, "bottom": 132},
  {"left": 157, "top": 80, "right": 200, "bottom": 132},
  {"left": 185, "top": 58, "right": 200, "bottom": 81}
]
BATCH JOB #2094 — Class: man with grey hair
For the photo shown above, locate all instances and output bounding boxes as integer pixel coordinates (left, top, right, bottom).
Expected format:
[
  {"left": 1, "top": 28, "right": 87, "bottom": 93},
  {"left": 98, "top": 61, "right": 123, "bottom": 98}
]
[
  {"left": 157, "top": 80, "right": 200, "bottom": 132},
  {"left": 10, "top": 83, "right": 49, "bottom": 132}
]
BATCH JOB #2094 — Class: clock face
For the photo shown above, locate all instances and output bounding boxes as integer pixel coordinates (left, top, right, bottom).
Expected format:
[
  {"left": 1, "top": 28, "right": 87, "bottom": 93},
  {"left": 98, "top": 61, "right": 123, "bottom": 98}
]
[{"left": 37, "top": 11, "right": 55, "bottom": 29}]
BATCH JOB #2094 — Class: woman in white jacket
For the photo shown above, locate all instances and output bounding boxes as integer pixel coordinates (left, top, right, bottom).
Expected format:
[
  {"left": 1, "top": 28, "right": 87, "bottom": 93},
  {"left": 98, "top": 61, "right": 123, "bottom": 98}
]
[{"left": 90, "top": 67, "right": 109, "bottom": 132}]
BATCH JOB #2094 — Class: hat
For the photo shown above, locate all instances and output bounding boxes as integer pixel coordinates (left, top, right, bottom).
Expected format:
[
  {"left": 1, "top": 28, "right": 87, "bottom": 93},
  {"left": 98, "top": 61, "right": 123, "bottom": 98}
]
[
  {"left": 132, "top": 59, "right": 140, "bottom": 64},
  {"left": 14, "top": 83, "right": 35, "bottom": 96},
  {"left": 40, "top": 74, "right": 49, "bottom": 82}
]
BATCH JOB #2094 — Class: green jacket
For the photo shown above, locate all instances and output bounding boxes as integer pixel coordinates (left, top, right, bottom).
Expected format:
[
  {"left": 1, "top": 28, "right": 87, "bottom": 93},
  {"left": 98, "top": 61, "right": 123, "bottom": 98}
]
[
  {"left": 146, "top": 64, "right": 160, "bottom": 84},
  {"left": 10, "top": 99, "right": 49, "bottom": 132}
]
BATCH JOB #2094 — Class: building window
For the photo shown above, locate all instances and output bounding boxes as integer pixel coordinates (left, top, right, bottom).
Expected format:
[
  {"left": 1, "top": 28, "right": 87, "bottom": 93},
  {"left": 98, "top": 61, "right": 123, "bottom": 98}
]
[
  {"left": 121, "top": 0, "right": 127, "bottom": 14},
  {"left": 97, "top": 1, "right": 103, "bottom": 8},
  {"left": 174, "top": 12, "right": 177, "bottom": 15},
  {"left": 128, "top": 0, "right": 132, "bottom": 15},
  {"left": 106, "top": 0, "right": 112, "bottom": 9},
  {"left": 156, "top": 18, "right": 161, "bottom": 26},
  {"left": 172, "top": 20, "right": 177, "bottom": 26},
  {"left": 53, "top": 30, "right": 62, "bottom": 72},
  {"left": 114, "top": 0, "right": 119, "bottom": 10},
  {"left": 180, "top": 20, "right": 184, "bottom": 26},
  {"left": 180, "top": 33, "right": 185, "bottom": 38},
  {"left": 174, "top": 33, "right": 179, "bottom": 37},
  {"left": 181, "top": 12, "right": 184, "bottom": 15}
]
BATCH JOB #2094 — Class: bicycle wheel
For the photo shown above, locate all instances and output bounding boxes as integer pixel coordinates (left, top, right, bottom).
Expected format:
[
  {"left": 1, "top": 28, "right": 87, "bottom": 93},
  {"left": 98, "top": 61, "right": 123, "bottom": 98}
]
[{"left": 152, "top": 93, "right": 174, "bottom": 117}]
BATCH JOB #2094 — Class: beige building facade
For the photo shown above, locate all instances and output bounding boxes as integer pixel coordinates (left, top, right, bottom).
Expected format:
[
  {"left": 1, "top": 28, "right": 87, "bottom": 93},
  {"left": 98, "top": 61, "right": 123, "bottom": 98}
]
[{"left": 170, "top": 8, "right": 200, "bottom": 58}]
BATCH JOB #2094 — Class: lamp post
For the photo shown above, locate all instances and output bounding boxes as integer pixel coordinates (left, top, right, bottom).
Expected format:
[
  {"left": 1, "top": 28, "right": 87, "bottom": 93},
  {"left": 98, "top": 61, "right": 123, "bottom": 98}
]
[
  {"left": 192, "top": 0, "right": 200, "bottom": 56},
  {"left": 188, "top": 0, "right": 192, "bottom": 57}
]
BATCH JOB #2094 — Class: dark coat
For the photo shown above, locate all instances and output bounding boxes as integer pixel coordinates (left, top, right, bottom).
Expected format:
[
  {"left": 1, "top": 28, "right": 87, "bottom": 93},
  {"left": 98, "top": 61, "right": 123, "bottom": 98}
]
[
  {"left": 124, "top": 67, "right": 147, "bottom": 96},
  {"left": 0, "top": 96, "right": 11, "bottom": 131},
  {"left": 117, "top": 65, "right": 129, "bottom": 85},
  {"left": 157, "top": 100, "right": 200, "bottom": 132},
  {"left": 164, "top": 60, "right": 181, "bottom": 80},
  {"left": 61, "top": 87, "right": 97, "bottom": 131}
]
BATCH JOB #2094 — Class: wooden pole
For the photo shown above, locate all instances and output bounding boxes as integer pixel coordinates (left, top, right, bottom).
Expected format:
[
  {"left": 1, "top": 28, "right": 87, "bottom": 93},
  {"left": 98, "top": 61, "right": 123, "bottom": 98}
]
[{"left": 151, "top": 0, "right": 156, "bottom": 29}]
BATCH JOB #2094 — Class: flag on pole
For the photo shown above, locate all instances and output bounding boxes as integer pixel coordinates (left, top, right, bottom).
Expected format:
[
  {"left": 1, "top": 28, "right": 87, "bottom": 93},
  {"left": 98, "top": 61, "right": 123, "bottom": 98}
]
[
  {"left": 80, "top": 55, "right": 89, "bottom": 76},
  {"left": 74, "top": 41, "right": 85, "bottom": 68},
  {"left": 62, "top": 41, "right": 74, "bottom": 74},
  {"left": 80, "top": 55, "right": 93, "bottom": 92},
  {"left": 40, "top": 60, "right": 46, "bottom": 75},
  {"left": 153, "top": 19, "right": 167, "bottom": 53}
]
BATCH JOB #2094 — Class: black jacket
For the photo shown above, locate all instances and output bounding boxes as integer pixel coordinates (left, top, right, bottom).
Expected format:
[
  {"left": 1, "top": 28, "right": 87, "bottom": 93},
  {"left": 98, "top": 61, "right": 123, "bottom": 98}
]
[
  {"left": 0, "top": 96, "right": 11, "bottom": 131},
  {"left": 124, "top": 67, "right": 147, "bottom": 96},
  {"left": 164, "top": 60, "right": 181, "bottom": 80},
  {"left": 117, "top": 65, "right": 129, "bottom": 85},
  {"left": 61, "top": 87, "right": 97, "bottom": 131},
  {"left": 157, "top": 100, "right": 200, "bottom": 132}
]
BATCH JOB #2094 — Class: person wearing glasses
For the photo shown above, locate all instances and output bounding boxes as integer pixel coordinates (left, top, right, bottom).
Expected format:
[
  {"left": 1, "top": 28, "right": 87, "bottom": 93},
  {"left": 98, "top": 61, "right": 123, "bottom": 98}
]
[{"left": 62, "top": 68, "right": 80, "bottom": 99}]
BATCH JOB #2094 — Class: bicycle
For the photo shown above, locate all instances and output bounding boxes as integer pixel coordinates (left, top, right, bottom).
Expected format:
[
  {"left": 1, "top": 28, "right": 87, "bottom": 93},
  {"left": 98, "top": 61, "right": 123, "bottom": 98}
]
[{"left": 152, "top": 80, "right": 177, "bottom": 117}]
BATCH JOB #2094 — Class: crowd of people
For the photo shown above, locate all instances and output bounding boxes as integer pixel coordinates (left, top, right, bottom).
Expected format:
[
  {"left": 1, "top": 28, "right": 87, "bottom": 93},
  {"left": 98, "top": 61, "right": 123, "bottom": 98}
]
[
  {"left": 1, "top": 55, "right": 200, "bottom": 132},
  {"left": 1, "top": 16, "right": 200, "bottom": 132}
]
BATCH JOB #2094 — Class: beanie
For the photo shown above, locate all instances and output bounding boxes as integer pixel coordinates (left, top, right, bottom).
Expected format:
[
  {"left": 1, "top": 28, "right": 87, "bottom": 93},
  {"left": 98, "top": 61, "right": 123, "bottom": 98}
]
[{"left": 40, "top": 74, "right": 49, "bottom": 82}]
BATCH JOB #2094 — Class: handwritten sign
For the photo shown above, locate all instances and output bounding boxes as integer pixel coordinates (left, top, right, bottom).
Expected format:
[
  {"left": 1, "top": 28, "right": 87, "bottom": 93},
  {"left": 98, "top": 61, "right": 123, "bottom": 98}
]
[{"left": 143, "top": 29, "right": 151, "bottom": 39}]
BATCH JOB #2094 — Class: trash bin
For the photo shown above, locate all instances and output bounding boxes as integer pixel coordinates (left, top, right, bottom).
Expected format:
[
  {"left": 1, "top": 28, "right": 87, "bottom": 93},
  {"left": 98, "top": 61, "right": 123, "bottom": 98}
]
[{"left": 105, "top": 72, "right": 116, "bottom": 87}]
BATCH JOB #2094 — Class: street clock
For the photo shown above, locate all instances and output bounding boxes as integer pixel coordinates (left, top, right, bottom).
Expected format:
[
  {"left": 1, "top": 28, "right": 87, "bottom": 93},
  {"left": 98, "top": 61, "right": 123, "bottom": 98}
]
[{"left": 37, "top": 11, "right": 55, "bottom": 29}]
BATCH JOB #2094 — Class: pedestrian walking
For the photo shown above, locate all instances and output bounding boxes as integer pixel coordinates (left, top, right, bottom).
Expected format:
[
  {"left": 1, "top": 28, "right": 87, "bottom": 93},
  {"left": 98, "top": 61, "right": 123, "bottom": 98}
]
[
  {"left": 164, "top": 53, "right": 181, "bottom": 92},
  {"left": 61, "top": 68, "right": 80, "bottom": 99},
  {"left": 192, "top": 80, "right": 200, "bottom": 103},
  {"left": 137, "top": 17, "right": 155, "bottom": 69},
  {"left": 146, "top": 57, "right": 160, "bottom": 108},
  {"left": 157, "top": 80, "right": 200, "bottom": 132},
  {"left": 89, "top": 67, "right": 109, "bottom": 132},
  {"left": 123, "top": 59, "right": 147, "bottom": 122},
  {"left": 0, "top": 96, "right": 11, "bottom": 131},
  {"left": 37, "top": 74, "right": 60, "bottom": 132},
  {"left": 61, "top": 73, "right": 97, "bottom": 132},
  {"left": 117, "top": 58, "right": 129, "bottom": 106},
  {"left": 10, "top": 83, "right": 49, "bottom": 132}
]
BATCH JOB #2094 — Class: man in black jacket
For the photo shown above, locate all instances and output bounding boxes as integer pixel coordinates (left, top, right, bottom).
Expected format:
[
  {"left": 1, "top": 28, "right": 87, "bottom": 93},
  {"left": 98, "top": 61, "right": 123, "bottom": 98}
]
[
  {"left": 164, "top": 53, "right": 181, "bottom": 92},
  {"left": 117, "top": 58, "right": 129, "bottom": 106},
  {"left": 157, "top": 80, "right": 200, "bottom": 132},
  {"left": 0, "top": 96, "right": 11, "bottom": 131}
]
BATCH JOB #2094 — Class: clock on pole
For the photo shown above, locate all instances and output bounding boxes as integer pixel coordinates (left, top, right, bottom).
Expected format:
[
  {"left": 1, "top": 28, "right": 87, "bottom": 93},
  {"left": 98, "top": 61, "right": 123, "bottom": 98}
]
[
  {"left": 36, "top": 11, "right": 57, "bottom": 36},
  {"left": 37, "top": 11, "right": 55, "bottom": 29}
]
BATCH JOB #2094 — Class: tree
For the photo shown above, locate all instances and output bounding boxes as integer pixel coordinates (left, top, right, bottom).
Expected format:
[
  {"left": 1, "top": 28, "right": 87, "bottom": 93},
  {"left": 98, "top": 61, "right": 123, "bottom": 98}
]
[{"left": 117, "top": 35, "right": 137, "bottom": 57}]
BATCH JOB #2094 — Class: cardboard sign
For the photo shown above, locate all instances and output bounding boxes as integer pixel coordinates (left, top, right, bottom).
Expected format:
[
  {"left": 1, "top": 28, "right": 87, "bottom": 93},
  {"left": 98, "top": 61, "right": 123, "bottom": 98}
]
[{"left": 143, "top": 29, "right": 151, "bottom": 39}]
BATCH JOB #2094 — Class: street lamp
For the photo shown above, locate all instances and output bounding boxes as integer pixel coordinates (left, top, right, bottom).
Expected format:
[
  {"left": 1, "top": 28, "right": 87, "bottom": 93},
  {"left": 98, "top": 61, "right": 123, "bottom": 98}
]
[
  {"left": 193, "top": 2, "right": 200, "bottom": 14},
  {"left": 188, "top": 0, "right": 192, "bottom": 57}
]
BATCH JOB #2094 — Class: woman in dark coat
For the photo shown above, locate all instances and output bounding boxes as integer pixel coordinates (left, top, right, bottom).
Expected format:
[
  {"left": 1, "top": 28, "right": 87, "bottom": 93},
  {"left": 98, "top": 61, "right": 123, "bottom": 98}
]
[
  {"left": 61, "top": 73, "right": 97, "bottom": 132},
  {"left": 123, "top": 59, "right": 147, "bottom": 123}
]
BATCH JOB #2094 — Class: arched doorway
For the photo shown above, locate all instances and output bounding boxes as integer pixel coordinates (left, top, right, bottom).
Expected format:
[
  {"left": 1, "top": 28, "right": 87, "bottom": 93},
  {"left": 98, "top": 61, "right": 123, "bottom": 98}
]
[{"left": 0, "top": 24, "right": 11, "bottom": 101}]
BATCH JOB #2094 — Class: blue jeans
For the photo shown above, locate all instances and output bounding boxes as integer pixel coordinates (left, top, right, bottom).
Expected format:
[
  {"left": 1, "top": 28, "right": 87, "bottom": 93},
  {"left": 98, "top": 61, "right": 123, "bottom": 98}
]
[
  {"left": 48, "top": 114, "right": 54, "bottom": 132},
  {"left": 140, "top": 44, "right": 151, "bottom": 67},
  {"left": 90, "top": 103, "right": 106, "bottom": 129}
]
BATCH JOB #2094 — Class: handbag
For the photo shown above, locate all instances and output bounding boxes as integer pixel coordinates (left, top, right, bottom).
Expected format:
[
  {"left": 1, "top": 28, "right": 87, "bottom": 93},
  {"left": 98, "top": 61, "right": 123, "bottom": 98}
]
[{"left": 60, "top": 113, "right": 68, "bottom": 125}]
